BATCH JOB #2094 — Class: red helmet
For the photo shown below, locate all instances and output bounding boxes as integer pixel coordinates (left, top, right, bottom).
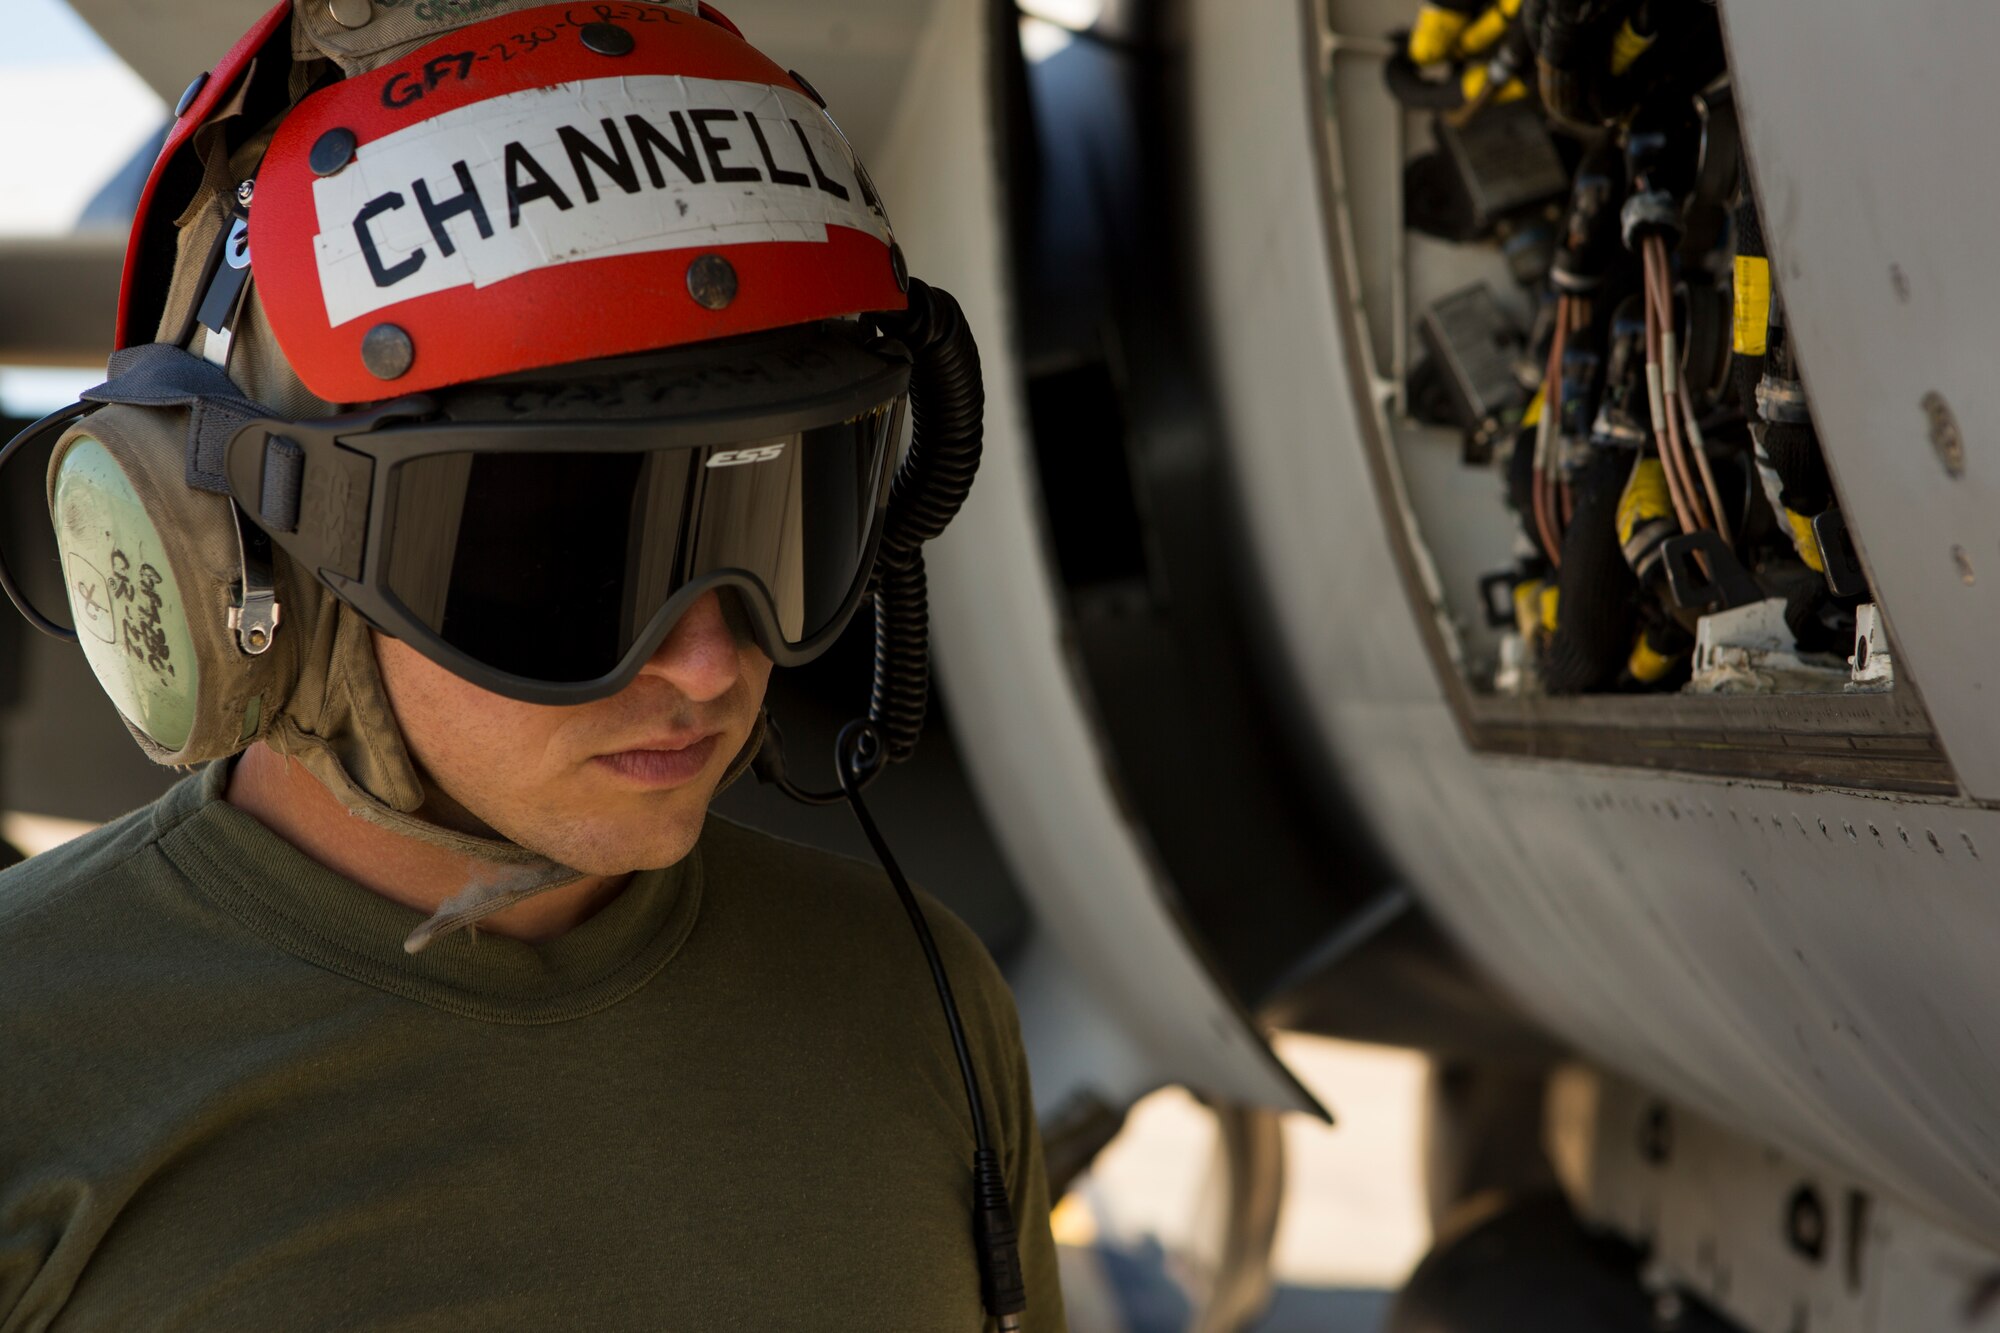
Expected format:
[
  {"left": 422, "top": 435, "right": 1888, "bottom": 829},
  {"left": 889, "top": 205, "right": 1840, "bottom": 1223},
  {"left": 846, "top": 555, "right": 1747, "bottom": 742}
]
[
  {"left": 247, "top": 3, "right": 904, "bottom": 401},
  {"left": 16, "top": 0, "right": 965, "bottom": 735}
]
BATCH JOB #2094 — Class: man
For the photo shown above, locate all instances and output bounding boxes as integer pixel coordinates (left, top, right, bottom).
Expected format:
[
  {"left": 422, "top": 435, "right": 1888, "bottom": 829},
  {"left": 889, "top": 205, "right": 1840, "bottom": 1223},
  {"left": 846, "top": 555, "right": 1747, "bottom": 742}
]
[{"left": 0, "top": 1, "right": 1064, "bottom": 1328}]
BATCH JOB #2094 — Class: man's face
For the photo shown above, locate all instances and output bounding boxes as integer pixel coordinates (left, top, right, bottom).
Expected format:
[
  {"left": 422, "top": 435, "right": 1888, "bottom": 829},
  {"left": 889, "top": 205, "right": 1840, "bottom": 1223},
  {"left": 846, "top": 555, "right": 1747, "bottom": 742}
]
[{"left": 372, "top": 590, "right": 772, "bottom": 875}]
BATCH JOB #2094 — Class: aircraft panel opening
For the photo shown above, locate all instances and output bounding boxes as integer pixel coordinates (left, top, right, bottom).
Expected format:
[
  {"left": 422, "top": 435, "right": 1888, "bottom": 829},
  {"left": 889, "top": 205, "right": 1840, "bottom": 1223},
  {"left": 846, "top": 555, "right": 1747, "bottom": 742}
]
[{"left": 1304, "top": 0, "right": 1949, "bottom": 793}]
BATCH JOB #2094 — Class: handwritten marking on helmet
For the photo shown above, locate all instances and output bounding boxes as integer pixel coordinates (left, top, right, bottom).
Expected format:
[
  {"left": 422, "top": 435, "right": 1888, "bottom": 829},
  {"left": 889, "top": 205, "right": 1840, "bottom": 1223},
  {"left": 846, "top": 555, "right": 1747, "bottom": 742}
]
[
  {"left": 382, "top": 52, "right": 480, "bottom": 109},
  {"left": 311, "top": 76, "right": 889, "bottom": 326},
  {"left": 69, "top": 554, "right": 116, "bottom": 644},
  {"left": 108, "top": 550, "right": 175, "bottom": 679}
]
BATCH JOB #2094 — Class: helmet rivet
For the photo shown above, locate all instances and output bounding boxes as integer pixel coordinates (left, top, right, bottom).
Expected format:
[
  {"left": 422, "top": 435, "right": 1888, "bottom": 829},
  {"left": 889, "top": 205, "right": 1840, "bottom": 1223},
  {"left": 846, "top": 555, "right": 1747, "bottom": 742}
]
[
  {"left": 361, "top": 323, "right": 415, "bottom": 380},
  {"left": 579, "top": 22, "right": 635, "bottom": 56},
  {"left": 310, "top": 128, "right": 357, "bottom": 177},
  {"left": 235, "top": 179, "right": 256, "bottom": 207},
  {"left": 174, "top": 71, "right": 209, "bottom": 119},
  {"left": 686, "top": 254, "right": 738, "bottom": 310},
  {"left": 889, "top": 243, "right": 909, "bottom": 293},
  {"left": 247, "top": 628, "right": 269, "bottom": 651},
  {"left": 328, "top": 0, "right": 374, "bottom": 29}
]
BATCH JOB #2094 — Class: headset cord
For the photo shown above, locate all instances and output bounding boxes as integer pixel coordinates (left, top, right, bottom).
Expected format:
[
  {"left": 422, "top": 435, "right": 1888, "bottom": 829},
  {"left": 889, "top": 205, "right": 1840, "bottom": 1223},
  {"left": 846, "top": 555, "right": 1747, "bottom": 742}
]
[
  {"left": 750, "top": 277, "right": 982, "bottom": 807},
  {"left": 867, "top": 279, "right": 983, "bottom": 765},
  {"left": 835, "top": 720, "right": 1028, "bottom": 1331},
  {"left": 754, "top": 281, "right": 1022, "bottom": 1324}
]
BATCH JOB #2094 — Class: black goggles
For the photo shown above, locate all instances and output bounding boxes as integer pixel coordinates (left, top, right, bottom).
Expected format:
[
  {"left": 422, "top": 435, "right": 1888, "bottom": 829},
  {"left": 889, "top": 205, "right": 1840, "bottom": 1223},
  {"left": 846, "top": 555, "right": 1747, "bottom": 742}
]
[{"left": 224, "top": 325, "right": 911, "bottom": 704}]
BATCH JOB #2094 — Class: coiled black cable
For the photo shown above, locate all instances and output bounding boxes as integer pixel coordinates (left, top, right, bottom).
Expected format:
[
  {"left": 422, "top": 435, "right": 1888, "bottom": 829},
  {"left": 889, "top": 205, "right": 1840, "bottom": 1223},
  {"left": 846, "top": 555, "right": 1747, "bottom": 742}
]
[
  {"left": 752, "top": 279, "right": 986, "bottom": 791},
  {"left": 866, "top": 278, "right": 985, "bottom": 766},
  {"left": 879, "top": 279, "right": 985, "bottom": 556},
  {"left": 867, "top": 555, "right": 932, "bottom": 765}
]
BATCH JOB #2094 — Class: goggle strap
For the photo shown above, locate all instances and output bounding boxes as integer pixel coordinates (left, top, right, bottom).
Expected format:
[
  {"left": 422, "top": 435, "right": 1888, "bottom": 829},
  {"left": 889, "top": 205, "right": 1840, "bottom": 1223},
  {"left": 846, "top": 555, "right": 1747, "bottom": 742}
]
[{"left": 258, "top": 436, "right": 305, "bottom": 533}]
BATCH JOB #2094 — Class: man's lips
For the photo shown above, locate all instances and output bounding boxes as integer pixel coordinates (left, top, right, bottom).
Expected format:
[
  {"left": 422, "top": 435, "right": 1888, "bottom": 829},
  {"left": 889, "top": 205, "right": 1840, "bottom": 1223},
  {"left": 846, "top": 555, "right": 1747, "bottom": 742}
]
[{"left": 591, "top": 733, "right": 723, "bottom": 788}]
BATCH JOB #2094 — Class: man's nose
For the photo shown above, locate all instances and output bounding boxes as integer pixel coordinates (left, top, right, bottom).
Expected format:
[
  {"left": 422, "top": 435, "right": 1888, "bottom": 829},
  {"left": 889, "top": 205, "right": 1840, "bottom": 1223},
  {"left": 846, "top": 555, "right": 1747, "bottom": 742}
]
[{"left": 637, "top": 590, "right": 742, "bottom": 703}]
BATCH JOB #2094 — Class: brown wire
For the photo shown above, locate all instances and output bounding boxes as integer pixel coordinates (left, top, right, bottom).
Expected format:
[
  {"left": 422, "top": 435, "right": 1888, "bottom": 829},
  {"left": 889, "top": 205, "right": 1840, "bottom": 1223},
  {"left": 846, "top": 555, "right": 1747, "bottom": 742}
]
[
  {"left": 1642, "top": 241, "right": 1698, "bottom": 536},
  {"left": 1652, "top": 238, "right": 1727, "bottom": 538},
  {"left": 1681, "top": 396, "right": 1733, "bottom": 550},
  {"left": 1532, "top": 295, "right": 1569, "bottom": 567},
  {"left": 1647, "top": 240, "right": 1691, "bottom": 524},
  {"left": 1651, "top": 234, "right": 1734, "bottom": 550}
]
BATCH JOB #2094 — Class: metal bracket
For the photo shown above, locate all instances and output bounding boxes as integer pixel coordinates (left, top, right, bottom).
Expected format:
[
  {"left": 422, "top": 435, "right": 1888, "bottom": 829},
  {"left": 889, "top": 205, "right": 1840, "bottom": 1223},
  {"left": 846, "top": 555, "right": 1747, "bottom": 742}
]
[
  {"left": 1478, "top": 570, "right": 1519, "bottom": 628},
  {"left": 197, "top": 187, "right": 255, "bottom": 370},
  {"left": 1811, "top": 508, "right": 1869, "bottom": 599},
  {"left": 226, "top": 503, "right": 281, "bottom": 655},
  {"left": 1662, "top": 530, "right": 1764, "bottom": 612}
]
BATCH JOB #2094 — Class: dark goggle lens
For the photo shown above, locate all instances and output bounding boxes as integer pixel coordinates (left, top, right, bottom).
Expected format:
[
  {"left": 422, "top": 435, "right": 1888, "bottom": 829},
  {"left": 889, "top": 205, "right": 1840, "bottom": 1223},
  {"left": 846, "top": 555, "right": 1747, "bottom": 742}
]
[{"left": 383, "top": 403, "right": 896, "bottom": 683}]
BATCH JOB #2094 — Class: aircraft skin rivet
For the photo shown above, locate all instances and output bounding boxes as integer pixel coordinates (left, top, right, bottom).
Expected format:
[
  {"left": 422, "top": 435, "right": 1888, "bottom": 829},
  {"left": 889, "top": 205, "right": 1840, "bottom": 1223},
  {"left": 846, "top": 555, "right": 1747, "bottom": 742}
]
[
  {"left": 686, "top": 254, "right": 738, "bottom": 310},
  {"left": 1786, "top": 1185, "right": 1828, "bottom": 1264},
  {"left": 310, "top": 128, "right": 358, "bottom": 177},
  {"left": 175, "top": 72, "right": 209, "bottom": 119},
  {"left": 362, "top": 323, "right": 415, "bottom": 380},
  {"left": 1638, "top": 1103, "right": 1672, "bottom": 1165},
  {"left": 1923, "top": 390, "right": 1965, "bottom": 478},
  {"left": 1953, "top": 545, "right": 1975, "bottom": 586},
  {"left": 328, "top": 0, "right": 375, "bottom": 30},
  {"left": 580, "top": 22, "right": 635, "bottom": 56}
]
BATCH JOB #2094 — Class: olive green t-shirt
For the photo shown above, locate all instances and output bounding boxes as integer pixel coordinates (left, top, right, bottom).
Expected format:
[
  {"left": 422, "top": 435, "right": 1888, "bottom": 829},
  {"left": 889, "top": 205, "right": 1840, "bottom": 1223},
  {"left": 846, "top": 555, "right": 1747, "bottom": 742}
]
[{"left": 0, "top": 764, "right": 1064, "bottom": 1332}]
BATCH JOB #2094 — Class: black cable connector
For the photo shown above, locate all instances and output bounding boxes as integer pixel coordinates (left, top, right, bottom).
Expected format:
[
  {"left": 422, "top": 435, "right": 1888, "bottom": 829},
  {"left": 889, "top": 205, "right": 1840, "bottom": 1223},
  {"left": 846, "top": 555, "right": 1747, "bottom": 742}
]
[{"left": 972, "top": 1147, "right": 1029, "bottom": 1329}]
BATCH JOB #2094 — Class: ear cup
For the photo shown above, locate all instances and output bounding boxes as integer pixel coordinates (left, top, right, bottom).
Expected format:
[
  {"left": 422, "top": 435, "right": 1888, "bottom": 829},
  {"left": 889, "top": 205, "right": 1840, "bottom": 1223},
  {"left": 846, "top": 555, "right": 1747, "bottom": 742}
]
[{"left": 48, "top": 404, "right": 297, "bottom": 763}]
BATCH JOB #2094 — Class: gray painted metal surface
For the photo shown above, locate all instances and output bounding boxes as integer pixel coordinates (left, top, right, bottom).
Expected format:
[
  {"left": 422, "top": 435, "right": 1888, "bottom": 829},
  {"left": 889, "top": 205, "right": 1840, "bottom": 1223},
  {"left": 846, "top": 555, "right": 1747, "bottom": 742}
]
[
  {"left": 1722, "top": 1, "right": 2000, "bottom": 799},
  {"left": 877, "top": 0, "right": 1321, "bottom": 1118},
  {"left": 1188, "top": 0, "right": 2000, "bottom": 1253},
  {"left": 1557, "top": 1070, "right": 2000, "bottom": 1333}
]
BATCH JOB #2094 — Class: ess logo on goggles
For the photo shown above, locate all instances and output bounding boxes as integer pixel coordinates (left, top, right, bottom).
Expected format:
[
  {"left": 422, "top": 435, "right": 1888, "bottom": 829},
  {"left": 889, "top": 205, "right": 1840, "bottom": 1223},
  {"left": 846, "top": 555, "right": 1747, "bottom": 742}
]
[{"left": 707, "top": 443, "right": 788, "bottom": 468}]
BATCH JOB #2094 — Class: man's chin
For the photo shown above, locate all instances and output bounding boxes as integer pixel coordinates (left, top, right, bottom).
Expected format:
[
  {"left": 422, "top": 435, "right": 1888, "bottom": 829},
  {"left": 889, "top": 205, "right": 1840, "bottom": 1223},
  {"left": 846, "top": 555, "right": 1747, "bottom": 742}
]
[{"left": 504, "top": 805, "right": 711, "bottom": 877}]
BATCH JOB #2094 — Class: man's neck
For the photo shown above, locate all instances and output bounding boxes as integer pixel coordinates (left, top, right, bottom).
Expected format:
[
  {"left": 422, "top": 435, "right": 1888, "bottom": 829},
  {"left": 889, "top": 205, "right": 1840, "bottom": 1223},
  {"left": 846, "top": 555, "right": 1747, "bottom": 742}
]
[{"left": 225, "top": 742, "right": 628, "bottom": 943}]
